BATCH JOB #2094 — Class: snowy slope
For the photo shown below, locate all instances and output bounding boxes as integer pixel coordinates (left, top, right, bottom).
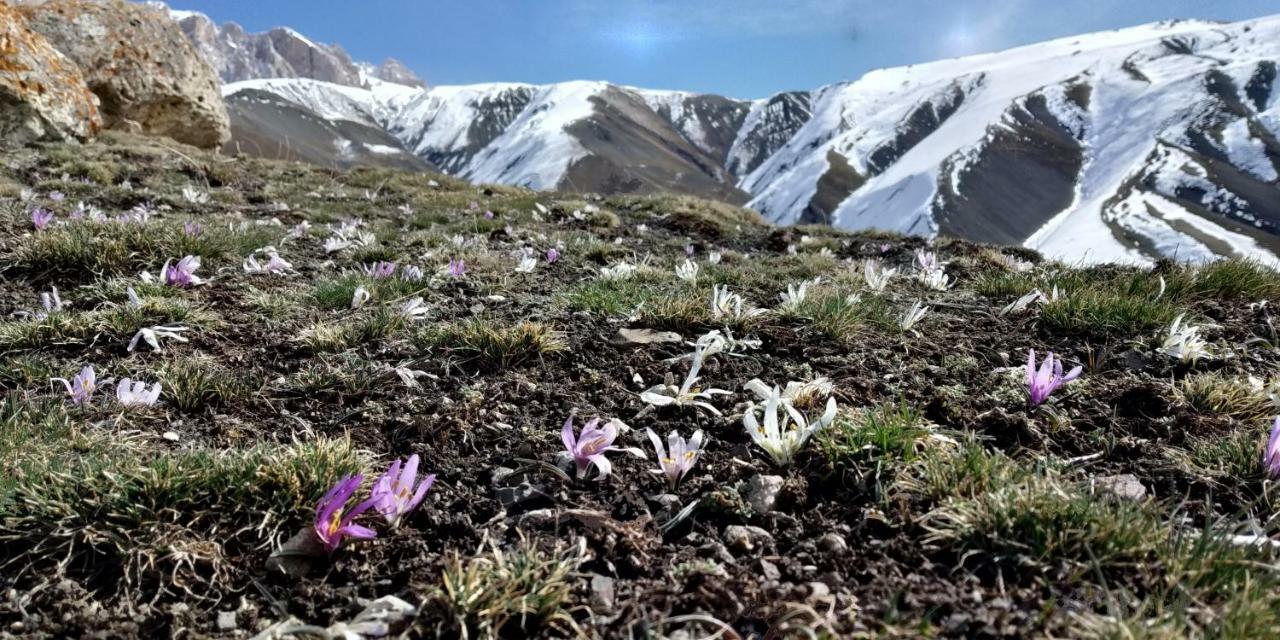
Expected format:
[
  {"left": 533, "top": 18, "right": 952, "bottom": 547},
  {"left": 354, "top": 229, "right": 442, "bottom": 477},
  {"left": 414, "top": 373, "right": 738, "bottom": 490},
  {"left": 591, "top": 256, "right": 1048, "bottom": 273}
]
[
  {"left": 745, "top": 17, "right": 1280, "bottom": 263},
  {"left": 205, "top": 13, "right": 1280, "bottom": 264}
]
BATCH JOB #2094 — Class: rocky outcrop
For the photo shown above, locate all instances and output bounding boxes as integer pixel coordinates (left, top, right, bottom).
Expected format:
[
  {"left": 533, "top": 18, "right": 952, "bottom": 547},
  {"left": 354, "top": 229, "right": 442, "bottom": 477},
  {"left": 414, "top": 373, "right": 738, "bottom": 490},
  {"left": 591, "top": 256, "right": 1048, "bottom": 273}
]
[
  {"left": 0, "top": 2, "right": 100, "bottom": 143},
  {"left": 366, "top": 58, "right": 426, "bottom": 89},
  {"left": 175, "top": 11, "right": 366, "bottom": 87},
  {"left": 17, "top": 0, "right": 230, "bottom": 149}
]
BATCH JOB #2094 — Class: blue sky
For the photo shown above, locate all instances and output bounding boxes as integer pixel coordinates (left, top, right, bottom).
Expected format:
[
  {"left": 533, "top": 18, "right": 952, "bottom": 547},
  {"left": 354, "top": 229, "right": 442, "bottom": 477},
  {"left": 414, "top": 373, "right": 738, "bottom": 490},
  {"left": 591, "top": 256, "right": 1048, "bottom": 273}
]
[{"left": 176, "top": 0, "right": 1277, "bottom": 98}]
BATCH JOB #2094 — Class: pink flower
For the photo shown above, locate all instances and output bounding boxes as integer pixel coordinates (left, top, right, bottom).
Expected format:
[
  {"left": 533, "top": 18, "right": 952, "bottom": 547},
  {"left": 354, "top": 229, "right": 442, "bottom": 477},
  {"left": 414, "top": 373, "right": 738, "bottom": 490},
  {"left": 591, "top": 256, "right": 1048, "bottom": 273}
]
[
  {"left": 369, "top": 455, "right": 435, "bottom": 527},
  {"left": 52, "top": 365, "right": 96, "bottom": 406},
  {"left": 362, "top": 261, "right": 397, "bottom": 279},
  {"left": 561, "top": 416, "right": 642, "bottom": 481},
  {"left": 1264, "top": 417, "right": 1280, "bottom": 480},
  {"left": 1026, "top": 349, "right": 1082, "bottom": 406},
  {"left": 31, "top": 208, "right": 54, "bottom": 231},
  {"left": 162, "top": 255, "right": 204, "bottom": 287},
  {"left": 314, "top": 475, "right": 378, "bottom": 554},
  {"left": 447, "top": 259, "right": 466, "bottom": 278},
  {"left": 647, "top": 428, "right": 706, "bottom": 490},
  {"left": 545, "top": 248, "right": 560, "bottom": 264}
]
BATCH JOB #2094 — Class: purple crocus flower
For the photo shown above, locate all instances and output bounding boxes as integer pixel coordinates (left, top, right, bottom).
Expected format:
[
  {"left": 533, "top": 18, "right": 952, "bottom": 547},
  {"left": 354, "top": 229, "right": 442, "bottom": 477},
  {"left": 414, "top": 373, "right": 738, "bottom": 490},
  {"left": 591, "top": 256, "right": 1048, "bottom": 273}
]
[
  {"left": 546, "top": 248, "right": 560, "bottom": 264},
  {"left": 47, "top": 191, "right": 65, "bottom": 202},
  {"left": 447, "top": 259, "right": 466, "bottom": 278},
  {"left": 646, "top": 428, "right": 706, "bottom": 490},
  {"left": 468, "top": 201, "right": 479, "bottom": 210},
  {"left": 162, "top": 255, "right": 203, "bottom": 287},
  {"left": 483, "top": 210, "right": 495, "bottom": 220},
  {"left": 1026, "top": 349, "right": 1082, "bottom": 406},
  {"left": 314, "top": 474, "right": 378, "bottom": 554},
  {"left": 52, "top": 365, "right": 96, "bottom": 406},
  {"left": 363, "top": 261, "right": 397, "bottom": 279},
  {"left": 31, "top": 208, "right": 54, "bottom": 231},
  {"left": 562, "top": 416, "right": 638, "bottom": 481},
  {"left": 183, "top": 221, "right": 203, "bottom": 237},
  {"left": 1265, "top": 417, "right": 1280, "bottom": 480},
  {"left": 685, "top": 244, "right": 695, "bottom": 256},
  {"left": 879, "top": 243, "right": 891, "bottom": 254},
  {"left": 370, "top": 454, "right": 436, "bottom": 527}
]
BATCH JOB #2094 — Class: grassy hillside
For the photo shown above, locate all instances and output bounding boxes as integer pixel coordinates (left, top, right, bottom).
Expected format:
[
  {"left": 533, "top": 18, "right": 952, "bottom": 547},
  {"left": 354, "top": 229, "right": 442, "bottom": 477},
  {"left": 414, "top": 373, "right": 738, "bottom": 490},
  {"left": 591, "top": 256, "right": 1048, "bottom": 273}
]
[{"left": 1, "top": 133, "right": 1279, "bottom": 638}]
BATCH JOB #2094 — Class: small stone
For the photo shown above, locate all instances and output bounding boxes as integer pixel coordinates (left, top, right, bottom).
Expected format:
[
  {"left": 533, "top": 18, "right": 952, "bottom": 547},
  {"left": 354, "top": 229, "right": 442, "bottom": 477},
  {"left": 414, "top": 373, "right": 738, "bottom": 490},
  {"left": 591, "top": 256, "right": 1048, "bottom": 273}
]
[
  {"left": 613, "top": 328, "right": 683, "bottom": 345},
  {"left": 817, "top": 533, "right": 848, "bottom": 554},
  {"left": 806, "top": 582, "right": 830, "bottom": 600},
  {"left": 590, "top": 574, "right": 616, "bottom": 611},
  {"left": 517, "top": 509, "right": 556, "bottom": 528},
  {"left": 723, "top": 525, "right": 773, "bottom": 553},
  {"left": 758, "top": 559, "right": 780, "bottom": 581},
  {"left": 554, "top": 451, "right": 576, "bottom": 475},
  {"left": 1092, "top": 474, "right": 1146, "bottom": 501},
  {"left": 495, "top": 481, "right": 549, "bottom": 509},
  {"left": 743, "top": 475, "right": 785, "bottom": 514},
  {"left": 216, "top": 611, "right": 236, "bottom": 631}
]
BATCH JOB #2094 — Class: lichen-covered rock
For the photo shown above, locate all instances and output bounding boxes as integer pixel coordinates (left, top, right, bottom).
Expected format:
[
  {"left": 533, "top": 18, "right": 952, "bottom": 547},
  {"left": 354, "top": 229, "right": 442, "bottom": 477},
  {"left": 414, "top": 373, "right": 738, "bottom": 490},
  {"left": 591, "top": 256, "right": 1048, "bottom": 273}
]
[
  {"left": 0, "top": 2, "right": 100, "bottom": 143},
  {"left": 18, "top": 0, "right": 229, "bottom": 149}
]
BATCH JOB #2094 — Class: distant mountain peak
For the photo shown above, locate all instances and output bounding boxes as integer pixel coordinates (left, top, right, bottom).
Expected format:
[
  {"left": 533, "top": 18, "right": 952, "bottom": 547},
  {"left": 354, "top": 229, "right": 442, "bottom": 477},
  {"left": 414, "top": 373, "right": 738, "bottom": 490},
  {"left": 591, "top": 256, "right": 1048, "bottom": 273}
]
[
  {"left": 162, "top": 4, "right": 425, "bottom": 90},
  {"left": 182, "top": 4, "right": 1280, "bottom": 265}
]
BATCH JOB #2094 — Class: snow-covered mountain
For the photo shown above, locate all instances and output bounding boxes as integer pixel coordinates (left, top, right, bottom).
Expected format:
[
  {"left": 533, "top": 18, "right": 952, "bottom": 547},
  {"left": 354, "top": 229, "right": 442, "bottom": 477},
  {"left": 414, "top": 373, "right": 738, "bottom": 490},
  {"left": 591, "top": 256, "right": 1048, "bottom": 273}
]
[{"left": 183, "top": 7, "right": 1280, "bottom": 263}]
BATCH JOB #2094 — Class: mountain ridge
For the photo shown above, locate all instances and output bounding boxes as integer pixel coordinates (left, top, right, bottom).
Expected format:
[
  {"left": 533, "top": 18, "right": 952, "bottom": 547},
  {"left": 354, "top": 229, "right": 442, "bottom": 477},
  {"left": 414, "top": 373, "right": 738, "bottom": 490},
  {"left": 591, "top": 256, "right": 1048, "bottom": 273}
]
[{"left": 172, "top": 5, "right": 1280, "bottom": 264}]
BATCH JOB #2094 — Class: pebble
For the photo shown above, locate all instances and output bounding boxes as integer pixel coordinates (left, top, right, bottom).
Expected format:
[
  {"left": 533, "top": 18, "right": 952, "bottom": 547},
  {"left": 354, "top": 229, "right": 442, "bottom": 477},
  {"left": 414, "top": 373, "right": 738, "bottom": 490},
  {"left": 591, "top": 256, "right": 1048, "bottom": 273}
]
[
  {"left": 1092, "top": 474, "right": 1147, "bottom": 501},
  {"left": 817, "top": 532, "right": 848, "bottom": 554},
  {"left": 723, "top": 525, "right": 773, "bottom": 553},
  {"left": 743, "top": 474, "right": 785, "bottom": 514},
  {"left": 216, "top": 611, "right": 236, "bottom": 631},
  {"left": 495, "top": 481, "right": 549, "bottom": 509},
  {"left": 612, "top": 328, "right": 683, "bottom": 345},
  {"left": 590, "top": 574, "right": 616, "bottom": 611}
]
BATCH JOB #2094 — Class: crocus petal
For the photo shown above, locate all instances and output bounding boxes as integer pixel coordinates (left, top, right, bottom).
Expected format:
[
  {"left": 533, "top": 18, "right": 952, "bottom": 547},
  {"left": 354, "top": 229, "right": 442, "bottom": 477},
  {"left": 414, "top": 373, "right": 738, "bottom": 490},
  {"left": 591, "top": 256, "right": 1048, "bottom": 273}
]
[
  {"left": 1062, "top": 365, "right": 1083, "bottom": 383},
  {"left": 588, "top": 454, "right": 612, "bottom": 480},
  {"left": 561, "top": 416, "right": 577, "bottom": 452},
  {"left": 408, "top": 473, "right": 436, "bottom": 511},
  {"left": 646, "top": 428, "right": 667, "bottom": 460},
  {"left": 340, "top": 523, "right": 377, "bottom": 540}
]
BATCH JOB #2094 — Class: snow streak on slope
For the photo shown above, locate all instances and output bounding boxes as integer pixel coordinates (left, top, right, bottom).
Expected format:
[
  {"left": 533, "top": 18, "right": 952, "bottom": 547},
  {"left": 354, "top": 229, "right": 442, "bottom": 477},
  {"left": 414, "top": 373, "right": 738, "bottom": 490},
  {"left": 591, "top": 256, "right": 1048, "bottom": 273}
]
[
  {"left": 217, "top": 14, "right": 1280, "bottom": 264},
  {"left": 747, "top": 16, "right": 1280, "bottom": 263},
  {"left": 463, "top": 81, "right": 603, "bottom": 190}
]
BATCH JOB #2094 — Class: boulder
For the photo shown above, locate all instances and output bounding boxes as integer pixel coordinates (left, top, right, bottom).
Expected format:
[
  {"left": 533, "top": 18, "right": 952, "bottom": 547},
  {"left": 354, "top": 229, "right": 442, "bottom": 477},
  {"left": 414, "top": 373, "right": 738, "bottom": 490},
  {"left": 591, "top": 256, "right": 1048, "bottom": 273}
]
[
  {"left": 18, "top": 0, "right": 230, "bottom": 149},
  {"left": 0, "top": 2, "right": 100, "bottom": 142}
]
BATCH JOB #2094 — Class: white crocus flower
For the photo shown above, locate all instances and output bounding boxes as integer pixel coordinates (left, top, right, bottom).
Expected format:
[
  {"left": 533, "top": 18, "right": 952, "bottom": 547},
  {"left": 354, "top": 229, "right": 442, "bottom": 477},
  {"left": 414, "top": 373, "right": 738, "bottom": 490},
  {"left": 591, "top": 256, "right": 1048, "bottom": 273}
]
[
  {"left": 400, "top": 297, "right": 431, "bottom": 320},
  {"left": 351, "top": 286, "right": 372, "bottom": 310},
  {"left": 999, "top": 290, "right": 1045, "bottom": 317},
  {"left": 116, "top": 378, "right": 161, "bottom": 408},
  {"left": 1161, "top": 314, "right": 1213, "bottom": 363},
  {"left": 899, "top": 300, "right": 929, "bottom": 332},
  {"left": 181, "top": 186, "right": 209, "bottom": 204},
  {"left": 707, "top": 252, "right": 723, "bottom": 265},
  {"left": 710, "top": 285, "right": 766, "bottom": 322},
  {"left": 778, "top": 280, "right": 814, "bottom": 313},
  {"left": 742, "top": 379, "right": 838, "bottom": 466},
  {"left": 600, "top": 262, "right": 638, "bottom": 280},
  {"left": 917, "top": 268, "right": 952, "bottom": 291},
  {"left": 639, "top": 343, "right": 731, "bottom": 415},
  {"left": 128, "top": 325, "right": 189, "bottom": 352},
  {"left": 675, "top": 259, "right": 699, "bottom": 282},
  {"left": 323, "top": 237, "right": 352, "bottom": 254},
  {"left": 863, "top": 259, "right": 896, "bottom": 292},
  {"left": 515, "top": 255, "right": 538, "bottom": 273}
]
